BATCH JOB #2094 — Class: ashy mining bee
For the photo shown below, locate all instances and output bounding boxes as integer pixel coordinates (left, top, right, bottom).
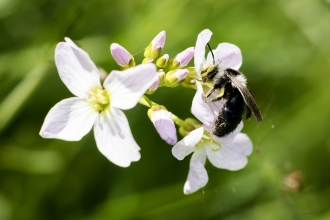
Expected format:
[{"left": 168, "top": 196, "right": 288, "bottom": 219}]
[{"left": 201, "top": 44, "right": 263, "bottom": 138}]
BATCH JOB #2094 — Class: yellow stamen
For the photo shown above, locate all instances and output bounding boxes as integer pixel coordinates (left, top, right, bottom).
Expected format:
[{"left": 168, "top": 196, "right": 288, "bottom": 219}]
[{"left": 87, "top": 87, "right": 110, "bottom": 112}]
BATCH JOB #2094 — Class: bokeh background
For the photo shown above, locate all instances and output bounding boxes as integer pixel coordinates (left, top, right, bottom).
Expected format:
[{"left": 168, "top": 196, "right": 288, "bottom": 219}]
[{"left": 1, "top": 0, "right": 330, "bottom": 219}]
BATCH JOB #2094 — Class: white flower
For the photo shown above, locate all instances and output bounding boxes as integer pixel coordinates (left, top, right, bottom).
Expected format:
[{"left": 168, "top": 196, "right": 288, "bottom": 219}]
[
  {"left": 172, "top": 127, "right": 252, "bottom": 194},
  {"left": 40, "top": 38, "right": 158, "bottom": 167},
  {"left": 194, "top": 29, "right": 242, "bottom": 79},
  {"left": 171, "top": 81, "right": 252, "bottom": 194}
]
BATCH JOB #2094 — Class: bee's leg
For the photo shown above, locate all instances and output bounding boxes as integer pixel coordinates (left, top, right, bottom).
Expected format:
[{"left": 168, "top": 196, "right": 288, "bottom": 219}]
[
  {"left": 205, "top": 88, "right": 215, "bottom": 98},
  {"left": 209, "top": 87, "right": 225, "bottom": 102},
  {"left": 210, "top": 94, "right": 224, "bottom": 102}
]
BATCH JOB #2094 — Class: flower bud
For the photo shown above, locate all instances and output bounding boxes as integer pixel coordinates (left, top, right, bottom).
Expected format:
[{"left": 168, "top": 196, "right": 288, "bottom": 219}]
[
  {"left": 157, "top": 69, "right": 166, "bottom": 87},
  {"left": 146, "top": 76, "right": 160, "bottom": 94},
  {"left": 148, "top": 105, "right": 177, "bottom": 145},
  {"left": 169, "top": 47, "right": 194, "bottom": 70},
  {"left": 110, "top": 43, "right": 135, "bottom": 69},
  {"left": 181, "top": 67, "right": 199, "bottom": 90},
  {"left": 178, "top": 118, "right": 202, "bottom": 137},
  {"left": 142, "top": 57, "right": 154, "bottom": 64},
  {"left": 144, "top": 31, "right": 166, "bottom": 59},
  {"left": 163, "top": 69, "right": 189, "bottom": 87},
  {"left": 156, "top": 54, "right": 169, "bottom": 68}
]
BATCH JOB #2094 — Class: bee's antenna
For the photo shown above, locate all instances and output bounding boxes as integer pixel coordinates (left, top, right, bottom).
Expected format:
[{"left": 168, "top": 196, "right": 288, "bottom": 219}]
[{"left": 207, "top": 43, "right": 215, "bottom": 65}]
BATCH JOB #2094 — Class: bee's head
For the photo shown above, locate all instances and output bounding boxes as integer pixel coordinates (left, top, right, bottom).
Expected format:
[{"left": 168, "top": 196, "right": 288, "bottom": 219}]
[
  {"left": 201, "top": 43, "right": 223, "bottom": 82},
  {"left": 201, "top": 65, "right": 218, "bottom": 81}
]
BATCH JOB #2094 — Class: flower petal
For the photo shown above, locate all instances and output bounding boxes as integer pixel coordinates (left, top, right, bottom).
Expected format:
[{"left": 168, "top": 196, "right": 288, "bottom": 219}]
[
  {"left": 172, "top": 127, "right": 204, "bottom": 160},
  {"left": 191, "top": 81, "right": 214, "bottom": 128},
  {"left": 184, "top": 149, "right": 208, "bottom": 194},
  {"left": 211, "top": 121, "right": 243, "bottom": 143},
  {"left": 151, "top": 109, "right": 177, "bottom": 145},
  {"left": 40, "top": 97, "right": 98, "bottom": 141},
  {"left": 104, "top": 64, "right": 158, "bottom": 110},
  {"left": 194, "top": 29, "right": 212, "bottom": 78},
  {"left": 206, "top": 43, "right": 242, "bottom": 70},
  {"left": 93, "top": 107, "right": 141, "bottom": 167},
  {"left": 55, "top": 38, "right": 101, "bottom": 98},
  {"left": 206, "top": 133, "right": 252, "bottom": 171}
]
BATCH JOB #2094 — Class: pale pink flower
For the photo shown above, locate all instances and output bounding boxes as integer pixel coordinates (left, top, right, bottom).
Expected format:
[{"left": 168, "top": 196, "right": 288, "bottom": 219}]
[
  {"left": 194, "top": 29, "right": 242, "bottom": 79},
  {"left": 172, "top": 127, "right": 252, "bottom": 194},
  {"left": 40, "top": 38, "right": 158, "bottom": 167},
  {"left": 172, "top": 81, "right": 252, "bottom": 194}
]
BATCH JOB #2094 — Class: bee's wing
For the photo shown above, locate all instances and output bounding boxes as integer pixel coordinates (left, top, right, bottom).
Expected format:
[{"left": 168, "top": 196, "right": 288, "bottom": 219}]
[{"left": 225, "top": 71, "right": 263, "bottom": 121}]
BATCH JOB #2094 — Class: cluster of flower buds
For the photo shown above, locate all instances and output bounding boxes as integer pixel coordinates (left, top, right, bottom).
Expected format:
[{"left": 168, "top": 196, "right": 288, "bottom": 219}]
[{"left": 40, "top": 29, "right": 256, "bottom": 195}]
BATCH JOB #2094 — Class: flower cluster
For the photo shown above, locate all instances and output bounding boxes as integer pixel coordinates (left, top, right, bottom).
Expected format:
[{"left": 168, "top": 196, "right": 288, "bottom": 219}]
[{"left": 40, "top": 29, "right": 257, "bottom": 194}]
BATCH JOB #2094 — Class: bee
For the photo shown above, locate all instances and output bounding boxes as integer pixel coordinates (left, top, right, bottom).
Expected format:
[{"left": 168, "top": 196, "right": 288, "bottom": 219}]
[{"left": 201, "top": 44, "right": 263, "bottom": 137}]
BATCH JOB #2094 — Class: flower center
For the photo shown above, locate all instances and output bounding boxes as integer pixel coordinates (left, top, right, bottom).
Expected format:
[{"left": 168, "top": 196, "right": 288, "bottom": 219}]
[
  {"left": 87, "top": 87, "right": 110, "bottom": 112},
  {"left": 197, "top": 132, "right": 222, "bottom": 152}
]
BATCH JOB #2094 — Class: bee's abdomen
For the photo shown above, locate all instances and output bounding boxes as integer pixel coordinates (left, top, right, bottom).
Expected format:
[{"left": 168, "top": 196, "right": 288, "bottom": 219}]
[{"left": 212, "top": 92, "right": 245, "bottom": 137}]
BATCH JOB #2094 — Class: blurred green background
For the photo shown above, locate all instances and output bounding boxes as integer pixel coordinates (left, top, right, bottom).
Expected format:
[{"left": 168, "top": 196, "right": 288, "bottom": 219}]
[{"left": 1, "top": 0, "right": 330, "bottom": 219}]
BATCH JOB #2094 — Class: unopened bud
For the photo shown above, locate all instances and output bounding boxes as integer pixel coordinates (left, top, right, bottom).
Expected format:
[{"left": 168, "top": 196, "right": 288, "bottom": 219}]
[
  {"left": 148, "top": 105, "right": 177, "bottom": 145},
  {"left": 169, "top": 47, "right": 194, "bottom": 70},
  {"left": 163, "top": 69, "right": 189, "bottom": 87},
  {"left": 142, "top": 57, "right": 154, "bottom": 64},
  {"left": 144, "top": 31, "right": 166, "bottom": 59},
  {"left": 158, "top": 69, "right": 165, "bottom": 87},
  {"left": 110, "top": 43, "right": 135, "bottom": 69},
  {"left": 156, "top": 54, "right": 169, "bottom": 68},
  {"left": 181, "top": 67, "right": 199, "bottom": 90},
  {"left": 146, "top": 76, "right": 160, "bottom": 94}
]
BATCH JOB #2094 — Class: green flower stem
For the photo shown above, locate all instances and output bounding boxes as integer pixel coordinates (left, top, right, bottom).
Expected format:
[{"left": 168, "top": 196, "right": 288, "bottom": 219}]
[
  {"left": 172, "top": 114, "right": 184, "bottom": 127},
  {"left": 138, "top": 95, "right": 184, "bottom": 127},
  {"left": 138, "top": 96, "right": 154, "bottom": 108}
]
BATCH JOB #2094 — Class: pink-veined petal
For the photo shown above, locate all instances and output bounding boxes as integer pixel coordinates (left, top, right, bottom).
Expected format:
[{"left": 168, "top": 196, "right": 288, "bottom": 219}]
[
  {"left": 175, "top": 47, "right": 195, "bottom": 68},
  {"left": 104, "top": 64, "right": 158, "bottom": 110},
  {"left": 191, "top": 81, "right": 214, "bottom": 128},
  {"left": 194, "top": 29, "right": 212, "bottom": 78},
  {"left": 94, "top": 107, "right": 140, "bottom": 167},
  {"left": 184, "top": 149, "right": 208, "bottom": 194},
  {"left": 151, "top": 109, "right": 177, "bottom": 145},
  {"left": 152, "top": 31, "right": 166, "bottom": 50},
  {"left": 40, "top": 97, "right": 98, "bottom": 141},
  {"left": 206, "top": 43, "right": 242, "bottom": 70},
  {"left": 110, "top": 43, "right": 132, "bottom": 67},
  {"left": 172, "top": 127, "right": 204, "bottom": 160},
  {"left": 55, "top": 38, "right": 101, "bottom": 98},
  {"left": 206, "top": 133, "right": 252, "bottom": 171},
  {"left": 211, "top": 121, "right": 243, "bottom": 144}
]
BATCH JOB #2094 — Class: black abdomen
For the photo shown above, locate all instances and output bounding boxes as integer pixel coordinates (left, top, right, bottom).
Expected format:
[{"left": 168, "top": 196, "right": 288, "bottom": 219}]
[{"left": 212, "top": 91, "right": 245, "bottom": 137}]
